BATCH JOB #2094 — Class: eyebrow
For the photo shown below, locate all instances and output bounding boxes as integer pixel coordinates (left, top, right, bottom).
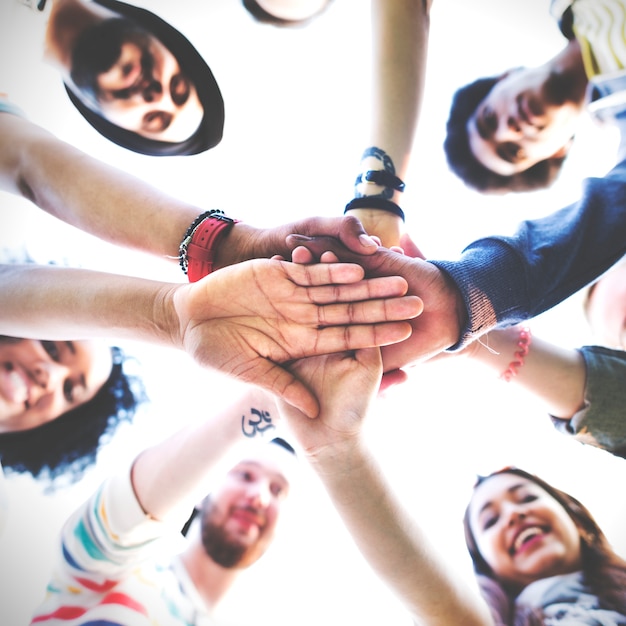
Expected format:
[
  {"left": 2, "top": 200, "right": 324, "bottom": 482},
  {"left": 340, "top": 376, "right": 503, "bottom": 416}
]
[
  {"left": 65, "top": 341, "right": 75, "bottom": 354},
  {"left": 477, "top": 482, "right": 526, "bottom": 517}
]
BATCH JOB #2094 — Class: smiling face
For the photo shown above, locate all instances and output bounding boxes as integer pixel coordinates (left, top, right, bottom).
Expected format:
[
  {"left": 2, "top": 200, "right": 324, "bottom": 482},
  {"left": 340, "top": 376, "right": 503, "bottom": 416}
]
[
  {"left": 0, "top": 338, "right": 113, "bottom": 433},
  {"left": 199, "top": 455, "right": 292, "bottom": 569},
  {"left": 467, "top": 473, "right": 582, "bottom": 591},
  {"left": 467, "top": 66, "right": 582, "bottom": 176},
  {"left": 70, "top": 19, "right": 203, "bottom": 143},
  {"left": 94, "top": 37, "right": 203, "bottom": 142}
]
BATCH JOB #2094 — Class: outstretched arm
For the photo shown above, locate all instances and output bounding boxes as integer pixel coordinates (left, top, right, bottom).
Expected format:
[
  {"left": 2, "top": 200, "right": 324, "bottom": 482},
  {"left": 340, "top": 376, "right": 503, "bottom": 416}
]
[
  {"left": 131, "top": 386, "right": 275, "bottom": 524},
  {"left": 347, "top": 0, "right": 432, "bottom": 248},
  {"left": 276, "top": 349, "right": 493, "bottom": 626},
  {"left": 0, "top": 111, "right": 380, "bottom": 273},
  {"left": 0, "top": 259, "right": 422, "bottom": 416}
]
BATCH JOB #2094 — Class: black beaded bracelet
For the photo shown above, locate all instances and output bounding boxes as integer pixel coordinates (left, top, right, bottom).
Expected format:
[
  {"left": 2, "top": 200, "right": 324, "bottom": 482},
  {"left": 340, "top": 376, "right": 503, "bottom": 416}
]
[
  {"left": 344, "top": 197, "right": 405, "bottom": 222},
  {"left": 355, "top": 169, "right": 405, "bottom": 193},
  {"left": 179, "top": 209, "right": 229, "bottom": 275}
]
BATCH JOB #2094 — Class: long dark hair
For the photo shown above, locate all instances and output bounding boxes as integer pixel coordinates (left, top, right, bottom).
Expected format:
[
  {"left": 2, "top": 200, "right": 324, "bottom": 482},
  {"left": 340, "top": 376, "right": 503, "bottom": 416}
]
[
  {"left": 463, "top": 467, "right": 626, "bottom": 623},
  {"left": 0, "top": 346, "right": 147, "bottom": 488}
]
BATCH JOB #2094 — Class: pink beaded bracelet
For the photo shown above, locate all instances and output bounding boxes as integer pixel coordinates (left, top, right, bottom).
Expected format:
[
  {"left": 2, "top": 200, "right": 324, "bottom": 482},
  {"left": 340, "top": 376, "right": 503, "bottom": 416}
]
[{"left": 499, "top": 326, "right": 532, "bottom": 382}]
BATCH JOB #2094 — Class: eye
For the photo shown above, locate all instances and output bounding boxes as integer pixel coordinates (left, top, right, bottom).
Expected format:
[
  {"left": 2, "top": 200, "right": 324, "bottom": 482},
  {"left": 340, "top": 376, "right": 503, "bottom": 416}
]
[
  {"left": 63, "top": 379, "right": 75, "bottom": 404},
  {"left": 519, "top": 493, "right": 538, "bottom": 504},
  {"left": 482, "top": 514, "right": 498, "bottom": 531},
  {"left": 41, "top": 340, "right": 60, "bottom": 362},
  {"left": 170, "top": 74, "right": 191, "bottom": 106},
  {"left": 482, "top": 106, "right": 497, "bottom": 132},
  {"left": 270, "top": 483, "right": 284, "bottom": 497}
]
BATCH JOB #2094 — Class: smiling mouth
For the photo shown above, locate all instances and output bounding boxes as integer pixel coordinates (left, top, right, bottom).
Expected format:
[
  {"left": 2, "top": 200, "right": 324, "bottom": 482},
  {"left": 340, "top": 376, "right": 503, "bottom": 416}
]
[{"left": 510, "top": 526, "right": 548, "bottom": 555}]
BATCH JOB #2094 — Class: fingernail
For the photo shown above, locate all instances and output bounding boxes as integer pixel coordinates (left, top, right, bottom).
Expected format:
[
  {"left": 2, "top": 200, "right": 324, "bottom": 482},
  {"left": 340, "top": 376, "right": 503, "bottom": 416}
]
[
  {"left": 359, "top": 234, "right": 378, "bottom": 247},
  {"left": 289, "top": 234, "right": 312, "bottom": 242}
]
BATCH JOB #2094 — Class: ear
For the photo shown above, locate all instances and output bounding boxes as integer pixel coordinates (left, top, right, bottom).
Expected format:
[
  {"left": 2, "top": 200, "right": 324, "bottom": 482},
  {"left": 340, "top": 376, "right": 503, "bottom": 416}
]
[{"left": 551, "top": 137, "right": 575, "bottom": 159}]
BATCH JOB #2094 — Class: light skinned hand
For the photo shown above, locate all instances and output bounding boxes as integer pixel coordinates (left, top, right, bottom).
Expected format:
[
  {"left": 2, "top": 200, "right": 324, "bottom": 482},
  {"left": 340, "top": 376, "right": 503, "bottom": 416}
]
[
  {"left": 168, "top": 258, "right": 423, "bottom": 418},
  {"left": 276, "top": 347, "right": 383, "bottom": 459}
]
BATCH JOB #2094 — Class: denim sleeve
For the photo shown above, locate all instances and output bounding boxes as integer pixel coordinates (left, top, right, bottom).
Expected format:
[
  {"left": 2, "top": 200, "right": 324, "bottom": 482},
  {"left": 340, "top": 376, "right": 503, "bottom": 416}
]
[{"left": 431, "top": 159, "right": 626, "bottom": 350}]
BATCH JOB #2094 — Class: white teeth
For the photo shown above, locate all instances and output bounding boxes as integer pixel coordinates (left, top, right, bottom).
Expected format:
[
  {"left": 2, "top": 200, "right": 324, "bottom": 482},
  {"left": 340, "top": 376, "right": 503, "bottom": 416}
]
[{"left": 514, "top": 526, "right": 544, "bottom": 553}]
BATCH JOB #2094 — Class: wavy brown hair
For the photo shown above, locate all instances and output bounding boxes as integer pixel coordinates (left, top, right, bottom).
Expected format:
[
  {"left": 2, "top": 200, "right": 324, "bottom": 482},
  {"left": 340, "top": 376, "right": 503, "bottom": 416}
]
[{"left": 463, "top": 467, "right": 626, "bottom": 623}]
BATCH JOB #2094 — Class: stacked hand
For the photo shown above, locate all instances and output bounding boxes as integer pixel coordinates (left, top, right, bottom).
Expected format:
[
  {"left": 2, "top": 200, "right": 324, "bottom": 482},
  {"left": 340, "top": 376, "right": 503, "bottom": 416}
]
[{"left": 168, "top": 257, "right": 422, "bottom": 418}]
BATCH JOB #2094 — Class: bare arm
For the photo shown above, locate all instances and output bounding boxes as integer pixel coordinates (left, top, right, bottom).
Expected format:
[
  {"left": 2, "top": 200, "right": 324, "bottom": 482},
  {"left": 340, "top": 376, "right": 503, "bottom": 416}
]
[
  {"left": 0, "top": 112, "right": 381, "bottom": 270},
  {"left": 277, "top": 349, "right": 493, "bottom": 626},
  {"left": 348, "top": 0, "right": 432, "bottom": 247},
  {"left": 131, "top": 387, "right": 275, "bottom": 523},
  {"left": 463, "top": 325, "right": 587, "bottom": 419},
  {"left": 0, "top": 260, "right": 421, "bottom": 416}
]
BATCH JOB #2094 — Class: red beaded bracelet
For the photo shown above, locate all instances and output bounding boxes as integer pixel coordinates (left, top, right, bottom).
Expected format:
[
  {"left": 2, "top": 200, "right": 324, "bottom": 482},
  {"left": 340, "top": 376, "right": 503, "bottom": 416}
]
[{"left": 499, "top": 326, "right": 532, "bottom": 382}]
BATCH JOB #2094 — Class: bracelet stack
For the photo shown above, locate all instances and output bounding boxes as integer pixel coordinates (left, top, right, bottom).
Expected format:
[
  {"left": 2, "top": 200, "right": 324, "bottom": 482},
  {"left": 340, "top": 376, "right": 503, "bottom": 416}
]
[
  {"left": 179, "top": 209, "right": 239, "bottom": 282},
  {"left": 348, "top": 164, "right": 406, "bottom": 221},
  {"left": 499, "top": 326, "right": 532, "bottom": 382},
  {"left": 344, "top": 196, "right": 405, "bottom": 221}
]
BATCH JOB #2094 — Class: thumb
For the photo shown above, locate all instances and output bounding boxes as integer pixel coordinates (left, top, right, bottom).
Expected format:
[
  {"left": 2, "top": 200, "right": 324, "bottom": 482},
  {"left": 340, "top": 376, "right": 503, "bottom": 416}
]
[
  {"left": 399, "top": 233, "right": 426, "bottom": 260},
  {"left": 256, "top": 364, "right": 320, "bottom": 419}
]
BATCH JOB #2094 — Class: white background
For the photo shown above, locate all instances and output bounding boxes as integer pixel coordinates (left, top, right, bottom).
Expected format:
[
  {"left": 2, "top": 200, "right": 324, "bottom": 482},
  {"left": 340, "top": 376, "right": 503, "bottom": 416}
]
[{"left": 1, "top": 0, "right": 625, "bottom": 624}]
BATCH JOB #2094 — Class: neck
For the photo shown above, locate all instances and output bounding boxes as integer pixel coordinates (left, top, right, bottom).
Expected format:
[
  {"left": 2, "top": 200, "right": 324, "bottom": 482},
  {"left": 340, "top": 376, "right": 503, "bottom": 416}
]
[
  {"left": 179, "top": 539, "right": 240, "bottom": 610},
  {"left": 44, "top": 0, "right": 116, "bottom": 74},
  {"left": 551, "top": 38, "right": 589, "bottom": 105}
]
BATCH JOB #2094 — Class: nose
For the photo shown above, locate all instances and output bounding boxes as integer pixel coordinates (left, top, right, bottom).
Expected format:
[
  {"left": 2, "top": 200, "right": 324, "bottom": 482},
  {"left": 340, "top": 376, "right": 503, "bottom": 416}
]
[
  {"left": 493, "top": 114, "right": 522, "bottom": 140},
  {"left": 32, "top": 360, "right": 66, "bottom": 394},
  {"left": 505, "top": 505, "right": 526, "bottom": 527},
  {"left": 142, "top": 80, "right": 163, "bottom": 103},
  {"left": 246, "top": 482, "right": 272, "bottom": 510}
]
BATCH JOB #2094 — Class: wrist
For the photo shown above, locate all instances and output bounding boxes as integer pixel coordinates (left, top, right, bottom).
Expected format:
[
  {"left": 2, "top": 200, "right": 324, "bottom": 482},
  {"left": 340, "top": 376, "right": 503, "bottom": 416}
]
[{"left": 179, "top": 210, "right": 239, "bottom": 282}]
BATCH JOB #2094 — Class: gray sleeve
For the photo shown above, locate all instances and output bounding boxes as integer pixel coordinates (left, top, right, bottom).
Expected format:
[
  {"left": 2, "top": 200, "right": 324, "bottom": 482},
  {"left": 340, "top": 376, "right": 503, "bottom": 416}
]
[{"left": 550, "top": 345, "right": 626, "bottom": 458}]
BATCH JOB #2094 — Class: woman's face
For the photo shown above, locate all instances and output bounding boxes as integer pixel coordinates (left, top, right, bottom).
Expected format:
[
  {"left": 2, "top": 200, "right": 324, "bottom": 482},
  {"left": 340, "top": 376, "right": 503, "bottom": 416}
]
[
  {"left": 467, "top": 473, "right": 582, "bottom": 590},
  {"left": 0, "top": 339, "right": 113, "bottom": 433},
  {"left": 93, "top": 36, "right": 203, "bottom": 143}
]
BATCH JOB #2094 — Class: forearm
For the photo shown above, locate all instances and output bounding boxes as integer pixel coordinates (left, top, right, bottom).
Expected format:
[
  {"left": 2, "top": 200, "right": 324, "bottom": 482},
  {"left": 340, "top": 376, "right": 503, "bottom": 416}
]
[
  {"left": 0, "top": 264, "right": 178, "bottom": 345},
  {"left": 349, "top": 0, "right": 431, "bottom": 247},
  {"left": 0, "top": 112, "right": 200, "bottom": 260},
  {"left": 309, "top": 441, "right": 493, "bottom": 626},
  {"left": 131, "top": 388, "right": 276, "bottom": 523},
  {"left": 469, "top": 326, "right": 586, "bottom": 419}
]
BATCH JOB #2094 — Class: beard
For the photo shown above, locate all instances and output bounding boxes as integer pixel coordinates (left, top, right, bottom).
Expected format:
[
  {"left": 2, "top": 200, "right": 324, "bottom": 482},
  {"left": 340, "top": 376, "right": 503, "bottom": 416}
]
[
  {"left": 70, "top": 17, "right": 157, "bottom": 105},
  {"left": 199, "top": 498, "right": 250, "bottom": 569}
]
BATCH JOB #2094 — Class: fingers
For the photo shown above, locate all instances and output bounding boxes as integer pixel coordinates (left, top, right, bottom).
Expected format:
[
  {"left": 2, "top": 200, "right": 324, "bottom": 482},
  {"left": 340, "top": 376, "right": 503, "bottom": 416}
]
[
  {"left": 288, "top": 215, "right": 379, "bottom": 255},
  {"left": 379, "top": 368, "right": 408, "bottom": 395},
  {"left": 398, "top": 233, "right": 426, "bottom": 260},
  {"left": 312, "top": 321, "right": 414, "bottom": 354},
  {"left": 316, "top": 295, "right": 423, "bottom": 326},
  {"left": 256, "top": 364, "right": 320, "bottom": 419},
  {"left": 305, "top": 275, "right": 411, "bottom": 305},
  {"left": 282, "top": 258, "right": 367, "bottom": 285}
]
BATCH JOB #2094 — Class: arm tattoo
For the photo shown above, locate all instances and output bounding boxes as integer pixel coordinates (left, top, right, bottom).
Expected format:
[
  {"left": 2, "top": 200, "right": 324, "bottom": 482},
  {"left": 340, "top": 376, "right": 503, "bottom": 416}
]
[{"left": 241, "top": 406, "right": 275, "bottom": 438}]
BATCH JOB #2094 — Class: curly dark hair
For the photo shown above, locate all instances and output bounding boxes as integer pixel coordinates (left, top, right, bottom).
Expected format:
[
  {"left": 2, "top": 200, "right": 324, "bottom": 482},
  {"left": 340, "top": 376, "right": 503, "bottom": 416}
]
[
  {"left": 241, "top": 0, "right": 334, "bottom": 27},
  {"left": 444, "top": 76, "right": 569, "bottom": 194},
  {"left": 463, "top": 467, "right": 626, "bottom": 623},
  {"left": 0, "top": 346, "right": 147, "bottom": 487}
]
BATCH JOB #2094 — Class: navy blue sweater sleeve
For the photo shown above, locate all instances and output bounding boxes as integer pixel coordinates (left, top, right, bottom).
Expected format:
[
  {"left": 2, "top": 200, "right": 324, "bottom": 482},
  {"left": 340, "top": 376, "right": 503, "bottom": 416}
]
[{"left": 431, "top": 159, "right": 626, "bottom": 349}]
